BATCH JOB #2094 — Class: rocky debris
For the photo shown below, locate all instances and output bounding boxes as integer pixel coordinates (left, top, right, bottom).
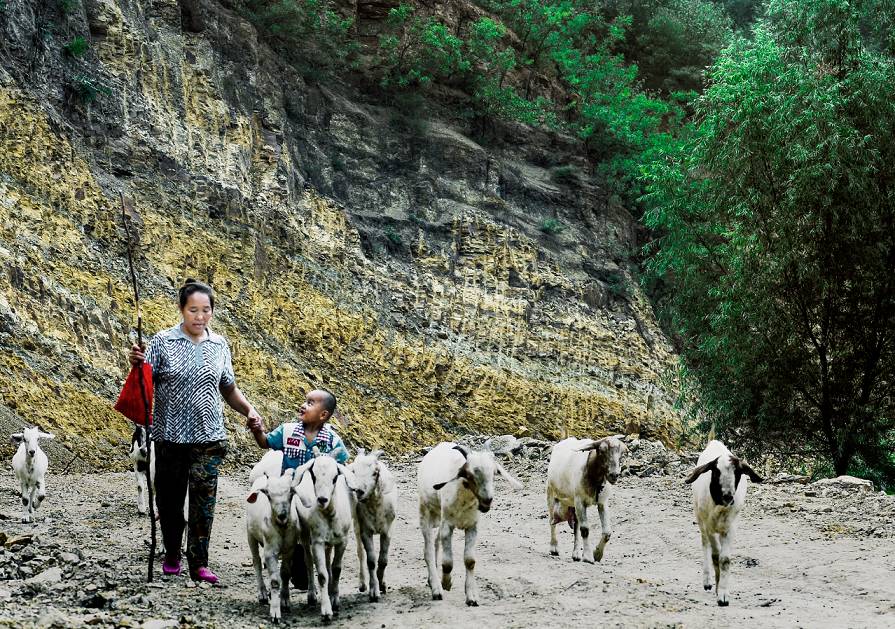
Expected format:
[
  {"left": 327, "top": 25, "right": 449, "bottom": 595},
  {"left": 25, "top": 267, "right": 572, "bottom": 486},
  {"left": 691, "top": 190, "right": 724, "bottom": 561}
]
[
  {"left": 140, "top": 620, "right": 179, "bottom": 629},
  {"left": 809, "top": 475, "right": 875, "bottom": 495},
  {"left": 483, "top": 435, "right": 523, "bottom": 456},
  {"left": 623, "top": 437, "right": 688, "bottom": 478},
  {"left": 766, "top": 473, "right": 811, "bottom": 485},
  {"left": 25, "top": 567, "right": 63, "bottom": 586}
]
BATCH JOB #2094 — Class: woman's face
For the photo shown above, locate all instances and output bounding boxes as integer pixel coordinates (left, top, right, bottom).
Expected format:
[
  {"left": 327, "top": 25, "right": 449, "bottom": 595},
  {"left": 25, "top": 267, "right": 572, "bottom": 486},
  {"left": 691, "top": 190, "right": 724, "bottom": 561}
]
[{"left": 181, "top": 292, "right": 213, "bottom": 336}]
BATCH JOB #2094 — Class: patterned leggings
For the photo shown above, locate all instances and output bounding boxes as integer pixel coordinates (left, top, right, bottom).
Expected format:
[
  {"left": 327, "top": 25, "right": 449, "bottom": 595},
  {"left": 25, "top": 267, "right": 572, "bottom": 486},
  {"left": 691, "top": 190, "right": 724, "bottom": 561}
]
[{"left": 155, "top": 440, "right": 227, "bottom": 576}]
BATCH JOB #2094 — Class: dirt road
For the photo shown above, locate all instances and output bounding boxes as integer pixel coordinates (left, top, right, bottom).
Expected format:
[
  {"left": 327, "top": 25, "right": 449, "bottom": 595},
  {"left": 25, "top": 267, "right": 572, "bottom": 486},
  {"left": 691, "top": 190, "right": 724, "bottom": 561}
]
[{"left": 1, "top": 457, "right": 893, "bottom": 628}]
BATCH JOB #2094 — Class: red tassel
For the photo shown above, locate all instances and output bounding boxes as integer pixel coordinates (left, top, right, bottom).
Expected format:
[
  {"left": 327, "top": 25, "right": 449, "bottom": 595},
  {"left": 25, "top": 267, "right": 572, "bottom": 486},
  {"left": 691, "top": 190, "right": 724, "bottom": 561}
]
[{"left": 114, "top": 362, "right": 154, "bottom": 425}]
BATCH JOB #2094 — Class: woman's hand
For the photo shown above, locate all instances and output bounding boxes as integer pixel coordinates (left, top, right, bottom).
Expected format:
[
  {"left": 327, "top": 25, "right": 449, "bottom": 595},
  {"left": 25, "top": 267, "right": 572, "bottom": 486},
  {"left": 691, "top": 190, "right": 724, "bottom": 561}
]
[
  {"left": 129, "top": 344, "right": 145, "bottom": 368},
  {"left": 246, "top": 409, "right": 264, "bottom": 433}
]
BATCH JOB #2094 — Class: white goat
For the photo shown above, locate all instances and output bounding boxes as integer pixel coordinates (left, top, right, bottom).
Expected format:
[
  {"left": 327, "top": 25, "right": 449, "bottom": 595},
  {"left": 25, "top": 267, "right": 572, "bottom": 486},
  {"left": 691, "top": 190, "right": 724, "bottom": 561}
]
[
  {"left": 685, "top": 440, "right": 763, "bottom": 606},
  {"left": 292, "top": 455, "right": 356, "bottom": 622},
  {"left": 418, "top": 442, "right": 522, "bottom": 606},
  {"left": 129, "top": 425, "right": 155, "bottom": 516},
  {"left": 246, "top": 468, "right": 300, "bottom": 624},
  {"left": 348, "top": 449, "right": 397, "bottom": 601},
  {"left": 11, "top": 426, "right": 54, "bottom": 523},
  {"left": 546, "top": 436, "right": 627, "bottom": 563}
]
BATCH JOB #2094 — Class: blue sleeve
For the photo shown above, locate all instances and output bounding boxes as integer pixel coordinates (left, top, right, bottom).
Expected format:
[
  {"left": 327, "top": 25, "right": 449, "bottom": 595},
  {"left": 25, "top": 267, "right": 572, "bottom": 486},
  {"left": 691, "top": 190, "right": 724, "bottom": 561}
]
[
  {"left": 330, "top": 432, "right": 349, "bottom": 463},
  {"left": 266, "top": 425, "right": 285, "bottom": 451}
]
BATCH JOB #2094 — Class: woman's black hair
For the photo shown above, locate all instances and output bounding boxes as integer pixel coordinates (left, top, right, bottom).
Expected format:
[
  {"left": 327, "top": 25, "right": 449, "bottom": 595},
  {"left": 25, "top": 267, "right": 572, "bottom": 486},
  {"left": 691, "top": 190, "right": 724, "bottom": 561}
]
[{"left": 178, "top": 278, "right": 215, "bottom": 310}]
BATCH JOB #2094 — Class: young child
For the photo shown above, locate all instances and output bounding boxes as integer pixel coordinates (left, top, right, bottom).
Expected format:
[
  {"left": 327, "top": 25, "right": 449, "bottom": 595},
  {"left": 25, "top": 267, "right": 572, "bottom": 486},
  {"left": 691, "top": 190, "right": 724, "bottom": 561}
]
[
  {"left": 247, "top": 388, "right": 349, "bottom": 588},
  {"left": 248, "top": 388, "right": 348, "bottom": 468}
]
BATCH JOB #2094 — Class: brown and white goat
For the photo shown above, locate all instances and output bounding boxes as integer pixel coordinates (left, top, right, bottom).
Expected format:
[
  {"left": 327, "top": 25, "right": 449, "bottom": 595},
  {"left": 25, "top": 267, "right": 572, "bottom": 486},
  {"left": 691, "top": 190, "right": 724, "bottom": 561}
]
[
  {"left": 546, "top": 436, "right": 627, "bottom": 563},
  {"left": 685, "top": 439, "right": 762, "bottom": 606}
]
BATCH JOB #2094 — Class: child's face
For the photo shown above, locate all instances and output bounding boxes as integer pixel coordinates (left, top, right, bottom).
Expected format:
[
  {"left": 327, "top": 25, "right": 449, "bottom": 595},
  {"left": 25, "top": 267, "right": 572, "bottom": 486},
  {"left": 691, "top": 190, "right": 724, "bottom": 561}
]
[{"left": 299, "top": 390, "right": 330, "bottom": 426}]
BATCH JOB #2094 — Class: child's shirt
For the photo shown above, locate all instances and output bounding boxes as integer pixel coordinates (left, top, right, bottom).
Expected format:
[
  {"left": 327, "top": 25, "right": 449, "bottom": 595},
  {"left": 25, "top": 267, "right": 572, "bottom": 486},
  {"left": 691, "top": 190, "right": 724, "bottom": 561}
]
[{"left": 266, "top": 421, "right": 349, "bottom": 469}]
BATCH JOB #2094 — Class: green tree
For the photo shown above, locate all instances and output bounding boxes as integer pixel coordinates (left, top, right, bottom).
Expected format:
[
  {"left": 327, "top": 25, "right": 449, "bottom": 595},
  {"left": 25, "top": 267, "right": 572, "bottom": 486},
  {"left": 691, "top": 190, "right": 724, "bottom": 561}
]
[
  {"left": 643, "top": 0, "right": 895, "bottom": 484},
  {"left": 378, "top": 4, "right": 469, "bottom": 88}
]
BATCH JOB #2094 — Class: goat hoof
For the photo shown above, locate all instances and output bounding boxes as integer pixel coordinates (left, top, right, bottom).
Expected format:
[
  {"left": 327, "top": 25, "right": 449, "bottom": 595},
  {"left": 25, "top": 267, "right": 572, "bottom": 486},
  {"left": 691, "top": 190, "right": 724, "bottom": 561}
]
[
  {"left": 370, "top": 593, "right": 380, "bottom": 603},
  {"left": 583, "top": 556, "right": 595, "bottom": 564},
  {"left": 359, "top": 583, "right": 367, "bottom": 592},
  {"left": 717, "top": 600, "right": 729, "bottom": 607},
  {"left": 704, "top": 585, "right": 713, "bottom": 591},
  {"left": 549, "top": 550, "right": 559, "bottom": 556},
  {"left": 466, "top": 599, "right": 479, "bottom": 607},
  {"left": 571, "top": 555, "right": 581, "bottom": 562},
  {"left": 307, "top": 595, "right": 318, "bottom": 607},
  {"left": 321, "top": 613, "right": 332, "bottom": 623},
  {"left": 432, "top": 592, "right": 443, "bottom": 601}
]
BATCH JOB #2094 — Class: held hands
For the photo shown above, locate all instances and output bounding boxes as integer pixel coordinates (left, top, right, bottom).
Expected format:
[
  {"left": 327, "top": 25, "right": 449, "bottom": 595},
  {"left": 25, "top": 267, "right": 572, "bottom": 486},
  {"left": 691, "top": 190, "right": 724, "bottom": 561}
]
[
  {"left": 129, "top": 344, "right": 145, "bottom": 368},
  {"left": 246, "top": 409, "right": 265, "bottom": 434}
]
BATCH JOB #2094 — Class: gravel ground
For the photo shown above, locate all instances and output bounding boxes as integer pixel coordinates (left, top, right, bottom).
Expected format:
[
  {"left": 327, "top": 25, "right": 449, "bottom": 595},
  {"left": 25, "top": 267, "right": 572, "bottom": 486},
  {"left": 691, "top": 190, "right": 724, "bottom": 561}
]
[{"left": 0, "top": 446, "right": 893, "bottom": 629}]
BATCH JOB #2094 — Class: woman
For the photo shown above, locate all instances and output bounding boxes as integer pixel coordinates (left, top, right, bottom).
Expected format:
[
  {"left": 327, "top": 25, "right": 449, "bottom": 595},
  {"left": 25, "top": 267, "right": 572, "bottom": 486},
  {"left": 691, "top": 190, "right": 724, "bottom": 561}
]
[{"left": 129, "top": 279, "right": 262, "bottom": 583}]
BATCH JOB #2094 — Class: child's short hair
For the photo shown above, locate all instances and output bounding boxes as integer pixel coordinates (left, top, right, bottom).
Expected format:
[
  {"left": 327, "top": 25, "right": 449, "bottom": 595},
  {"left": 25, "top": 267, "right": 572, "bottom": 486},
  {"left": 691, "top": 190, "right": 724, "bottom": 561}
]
[{"left": 320, "top": 389, "right": 337, "bottom": 416}]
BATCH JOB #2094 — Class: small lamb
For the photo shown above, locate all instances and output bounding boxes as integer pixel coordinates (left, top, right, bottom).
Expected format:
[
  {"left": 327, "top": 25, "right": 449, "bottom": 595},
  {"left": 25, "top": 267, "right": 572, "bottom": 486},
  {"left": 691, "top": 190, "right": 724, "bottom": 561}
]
[
  {"left": 685, "top": 439, "right": 762, "bottom": 606},
  {"left": 348, "top": 448, "right": 397, "bottom": 601},
  {"left": 546, "top": 436, "right": 627, "bottom": 563},
  {"left": 11, "top": 426, "right": 54, "bottom": 523},
  {"left": 292, "top": 455, "right": 356, "bottom": 622},
  {"left": 418, "top": 442, "right": 522, "bottom": 606},
  {"left": 246, "top": 468, "right": 300, "bottom": 624}
]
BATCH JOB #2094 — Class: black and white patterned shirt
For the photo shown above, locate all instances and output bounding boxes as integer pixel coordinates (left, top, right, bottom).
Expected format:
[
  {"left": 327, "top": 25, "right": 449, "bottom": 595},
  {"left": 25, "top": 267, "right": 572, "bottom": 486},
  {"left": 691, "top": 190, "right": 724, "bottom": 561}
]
[{"left": 144, "top": 323, "right": 235, "bottom": 444}]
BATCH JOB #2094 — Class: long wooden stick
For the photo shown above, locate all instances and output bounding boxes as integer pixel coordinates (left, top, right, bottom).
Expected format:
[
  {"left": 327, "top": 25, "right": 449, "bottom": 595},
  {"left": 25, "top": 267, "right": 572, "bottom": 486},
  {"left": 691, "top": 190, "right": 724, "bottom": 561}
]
[{"left": 121, "top": 191, "right": 157, "bottom": 582}]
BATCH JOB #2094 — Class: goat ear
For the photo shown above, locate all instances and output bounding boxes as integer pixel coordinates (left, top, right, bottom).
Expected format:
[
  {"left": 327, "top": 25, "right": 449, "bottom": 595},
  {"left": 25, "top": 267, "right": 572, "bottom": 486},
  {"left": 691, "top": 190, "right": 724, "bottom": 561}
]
[
  {"left": 578, "top": 439, "right": 606, "bottom": 452},
  {"left": 356, "top": 448, "right": 366, "bottom": 458},
  {"left": 291, "top": 460, "right": 315, "bottom": 488},
  {"left": 370, "top": 449, "right": 384, "bottom": 460},
  {"left": 337, "top": 463, "right": 356, "bottom": 489},
  {"left": 247, "top": 491, "right": 260, "bottom": 504},
  {"left": 452, "top": 444, "right": 469, "bottom": 459},
  {"left": 495, "top": 461, "right": 523, "bottom": 491},
  {"left": 11, "top": 433, "right": 23, "bottom": 443},
  {"left": 737, "top": 462, "right": 763, "bottom": 483},
  {"left": 432, "top": 479, "right": 454, "bottom": 491},
  {"left": 38, "top": 432, "right": 55, "bottom": 440},
  {"left": 685, "top": 457, "right": 719, "bottom": 484}
]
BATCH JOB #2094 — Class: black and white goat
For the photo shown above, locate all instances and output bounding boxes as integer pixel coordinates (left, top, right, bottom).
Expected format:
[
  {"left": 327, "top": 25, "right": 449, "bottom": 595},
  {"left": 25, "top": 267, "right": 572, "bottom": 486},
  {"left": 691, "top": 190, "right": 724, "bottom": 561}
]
[
  {"left": 11, "top": 426, "right": 54, "bottom": 523},
  {"left": 685, "top": 439, "right": 763, "bottom": 606},
  {"left": 129, "top": 425, "right": 155, "bottom": 516},
  {"left": 546, "top": 436, "right": 627, "bottom": 563},
  {"left": 418, "top": 442, "right": 522, "bottom": 606}
]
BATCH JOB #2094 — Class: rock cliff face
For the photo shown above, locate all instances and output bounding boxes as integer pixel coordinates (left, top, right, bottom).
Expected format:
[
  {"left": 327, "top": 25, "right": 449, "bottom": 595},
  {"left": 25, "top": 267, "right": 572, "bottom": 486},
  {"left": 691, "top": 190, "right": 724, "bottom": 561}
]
[{"left": 0, "top": 0, "right": 680, "bottom": 469}]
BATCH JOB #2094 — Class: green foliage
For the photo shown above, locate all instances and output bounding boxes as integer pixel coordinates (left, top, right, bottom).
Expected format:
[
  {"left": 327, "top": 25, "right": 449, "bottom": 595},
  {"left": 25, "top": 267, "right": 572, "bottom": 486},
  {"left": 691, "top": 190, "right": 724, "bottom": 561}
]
[
  {"left": 539, "top": 217, "right": 566, "bottom": 234},
  {"left": 384, "top": 226, "right": 403, "bottom": 246},
  {"left": 378, "top": 5, "right": 469, "bottom": 88},
  {"left": 58, "top": 0, "right": 78, "bottom": 15},
  {"left": 63, "top": 35, "right": 89, "bottom": 57},
  {"left": 71, "top": 74, "right": 111, "bottom": 103},
  {"left": 598, "top": 0, "right": 733, "bottom": 94},
  {"left": 238, "top": 0, "right": 356, "bottom": 74},
  {"left": 643, "top": 0, "right": 895, "bottom": 484},
  {"left": 550, "top": 164, "right": 579, "bottom": 184}
]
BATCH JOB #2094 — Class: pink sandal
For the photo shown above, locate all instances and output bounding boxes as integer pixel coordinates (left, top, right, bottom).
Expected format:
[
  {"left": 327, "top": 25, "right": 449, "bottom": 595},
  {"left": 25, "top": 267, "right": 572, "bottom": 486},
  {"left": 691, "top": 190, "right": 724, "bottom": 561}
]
[
  {"left": 162, "top": 559, "right": 182, "bottom": 576},
  {"left": 194, "top": 567, "right": 219, "bottom": 584}
]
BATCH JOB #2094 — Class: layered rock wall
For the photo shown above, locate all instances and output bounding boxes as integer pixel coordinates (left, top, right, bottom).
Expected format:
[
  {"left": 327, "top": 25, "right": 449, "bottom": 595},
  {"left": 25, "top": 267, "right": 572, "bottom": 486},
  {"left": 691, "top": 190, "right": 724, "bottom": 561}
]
[{"left": 0, "top": 0, "right": 680, "bottom": 469}]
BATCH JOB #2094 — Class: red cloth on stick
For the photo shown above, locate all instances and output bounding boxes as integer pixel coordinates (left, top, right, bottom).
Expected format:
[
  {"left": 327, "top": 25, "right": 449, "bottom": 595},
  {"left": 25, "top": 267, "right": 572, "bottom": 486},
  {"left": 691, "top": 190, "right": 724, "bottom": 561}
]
[{"left": 114, "top": 362, "right": 154, "bottom": 425}]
